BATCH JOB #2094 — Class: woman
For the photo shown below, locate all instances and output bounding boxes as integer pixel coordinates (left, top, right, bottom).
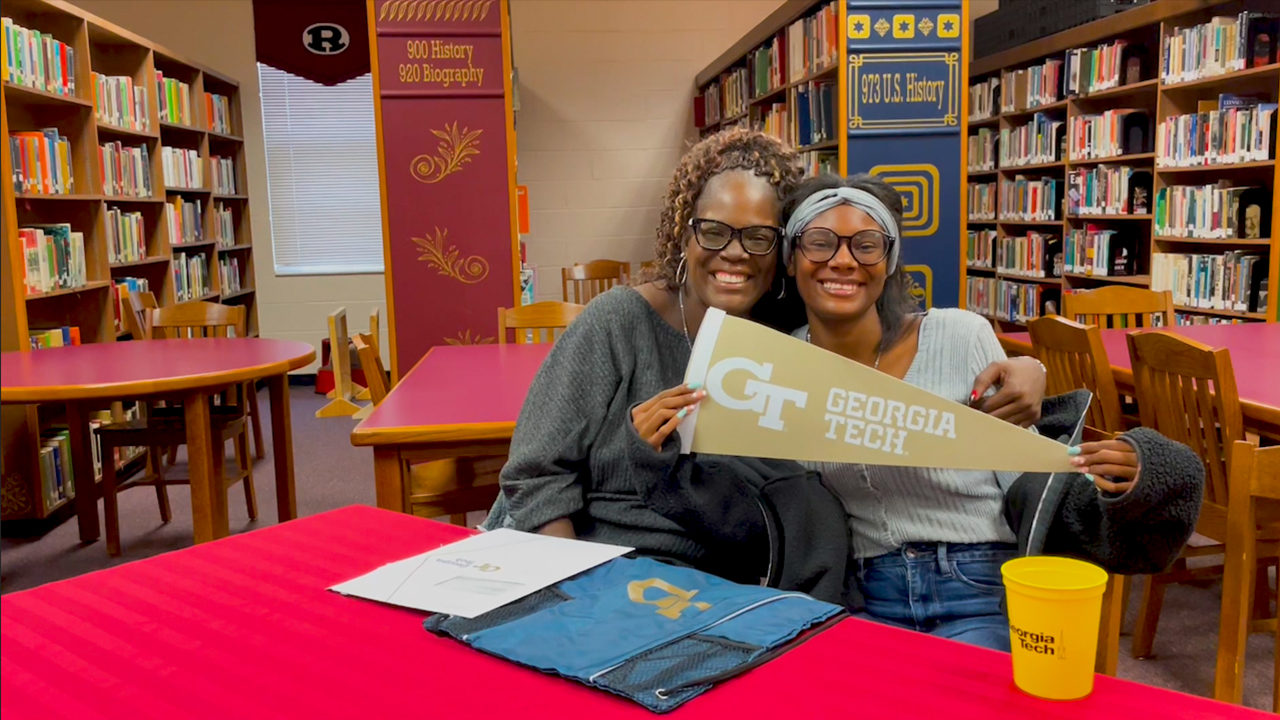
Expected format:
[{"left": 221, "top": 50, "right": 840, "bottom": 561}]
[{"left": 774, "top": 172, "right": 1203, "bottom": 650}]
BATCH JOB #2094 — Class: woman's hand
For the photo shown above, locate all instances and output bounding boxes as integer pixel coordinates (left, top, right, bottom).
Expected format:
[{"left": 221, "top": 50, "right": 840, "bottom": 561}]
[
  {"left": 631, "top": 383, "right": 706, "bottom": 451},
  {"left": 1069, "top": 440, "right": 1140, "bottom": 494},
  {"left": 970, "top": 357, "right": 1047, "bottom": 428}
]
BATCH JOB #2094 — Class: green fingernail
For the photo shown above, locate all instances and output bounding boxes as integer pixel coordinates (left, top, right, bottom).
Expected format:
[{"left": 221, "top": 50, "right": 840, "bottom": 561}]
[
  {"left": 1085, "top": 473, "right": 1095, "bottom": 482},
  {"left": 677, "top": 407, "right": 689, "bottom": 419},
  {"left": 1067, "top": 446, "right": 1081, "bottom": 456},
  {"left": 687, "top": 382, "right": 702, "bottom": 391}
]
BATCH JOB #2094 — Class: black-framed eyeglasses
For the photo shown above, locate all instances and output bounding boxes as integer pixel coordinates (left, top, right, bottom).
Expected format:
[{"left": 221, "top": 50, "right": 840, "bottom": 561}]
[
  {"left": 688, "top": 218, "right": 782, "bottom": 256},
  {"left": 795, "top": 227, "right": 894, "bottom": 265}
]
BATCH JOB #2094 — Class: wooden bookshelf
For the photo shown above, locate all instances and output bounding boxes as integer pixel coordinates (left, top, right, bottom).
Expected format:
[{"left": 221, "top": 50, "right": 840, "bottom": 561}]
[
  {"left": 2, "top": 0, "right": 260, "bottom": 522},
  {"left": 965, "top": 0, "right": 1279, "bottom": 329}
]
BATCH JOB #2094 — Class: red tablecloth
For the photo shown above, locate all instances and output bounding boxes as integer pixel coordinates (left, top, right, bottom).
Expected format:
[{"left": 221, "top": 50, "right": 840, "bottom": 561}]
[{"left": 1, "top": 507, "right": 1264, "bottom": 719}]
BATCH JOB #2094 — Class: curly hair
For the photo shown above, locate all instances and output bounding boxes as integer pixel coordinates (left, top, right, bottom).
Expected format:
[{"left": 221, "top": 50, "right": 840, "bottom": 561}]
[
  {"left": 647, "top": 127, "right": 802, "bottom": 288},
  {"left": 780, "top": 172, "right": 922, "bottom": 350}
]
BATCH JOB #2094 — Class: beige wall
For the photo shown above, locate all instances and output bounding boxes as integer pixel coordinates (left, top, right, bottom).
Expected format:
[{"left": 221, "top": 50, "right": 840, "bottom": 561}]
[{"left": 72, "top": 0, "right": 784, "bottom": 356}]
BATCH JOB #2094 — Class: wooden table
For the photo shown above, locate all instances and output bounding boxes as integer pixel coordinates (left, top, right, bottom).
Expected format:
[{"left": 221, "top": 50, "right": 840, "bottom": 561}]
[
  {"left": 0, "top": 338, "right": 315, "bottom": 544},
  {"left": 1000, "top": 323, "right": 1280, "bottom": 439},
  {"left": 350, "top": 344, "right": 550, "bottom": 512},
  {"left": 0, "top": 505, "right": 1264, "bottom": 719}
]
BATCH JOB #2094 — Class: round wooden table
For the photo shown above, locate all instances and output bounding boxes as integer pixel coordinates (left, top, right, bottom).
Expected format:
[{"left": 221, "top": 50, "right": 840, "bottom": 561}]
[{"left": 1, "top": 338, "right": 316, "bottom": 545}]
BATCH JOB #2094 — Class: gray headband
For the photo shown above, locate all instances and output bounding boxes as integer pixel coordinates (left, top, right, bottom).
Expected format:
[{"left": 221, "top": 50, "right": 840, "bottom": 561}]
[{"left": 783, "top": 187, "right": 900, "bottom": 273}]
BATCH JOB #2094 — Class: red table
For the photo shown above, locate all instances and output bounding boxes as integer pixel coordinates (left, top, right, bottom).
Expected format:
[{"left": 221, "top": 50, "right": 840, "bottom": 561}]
[
  {"left": 0, "top": 505, "right": 1262, "bottom": 719},
  {"left": 350, "top": 344, "right": 551, "bottom": 512},
  {"left": 0, "top": 338, "right": 316, "bottom": 545},
  {"left": 1001, "top": 323, "right": 1280, "bottom": 439}
]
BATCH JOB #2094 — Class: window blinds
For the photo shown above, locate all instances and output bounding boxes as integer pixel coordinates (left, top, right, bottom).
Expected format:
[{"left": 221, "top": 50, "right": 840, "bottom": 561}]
[{"left": 258, "top": 65, "right": 383, "bottom": 275}]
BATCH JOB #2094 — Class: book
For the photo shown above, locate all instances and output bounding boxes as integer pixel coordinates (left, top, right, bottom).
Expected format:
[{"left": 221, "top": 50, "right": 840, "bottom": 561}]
[
  {"left": 2, "top": 18, "right": 76, "bottom": 96},
  {"left": 99, "top": 141, "right": 153, "bottom": 197},
  {"left": 93, "top": 72, "right": 150, "bottom": 132},
  {"left": 19, "top": 223, "right": 86, "bottom": 294},
  {"left": 10, "top": 129, "right": 74, "bottom": 195},
  {"left": 161, "top": 146, "right": 204, "bottom": 189},
  {"left": 105, "top": 206, "right": 146, "bottom": 264}
]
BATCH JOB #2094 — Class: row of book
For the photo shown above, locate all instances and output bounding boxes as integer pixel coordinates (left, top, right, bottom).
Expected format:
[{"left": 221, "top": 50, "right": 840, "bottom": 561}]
[
  {"left": 166, "top": 196, "right": 204, "bottom": 244},
  {"left": 1161, "top": 12, "right": 1279, "bottom": 86},
  {"left": 798, "top": 150, "right": 837, "bottom": 177},
  {"left": 719, "top": 68, "right": 750, "bottom": 121},
  {"left": 1000, "top": 59, "right": 1063, "bottom": 114},
  {"left": 700, "top": 83, "right": 722, "bottom": 125},
  {"left": 1067, "top": 166, "right": 1152, "bottom": 216},
  {"left": 785, "top": 2, "right": 838, "bottom": 83},
  {"left": 966, "top": 277, "right": 1059, "bottom": 323},
  {"left": 173, "top": 251, "right": 211, "bottom": 301},
  {"left": 1154, "top": 183, "right": 1271, "bottom": 240},
  {"left": 38, "top": 429, "right": 76, "bottom": 515},
  {"left": 967, "top": 229, "right": 997, "bottom": 269},
  {"left": 20, "top": 223, "right": 86, "bottom": 295},
  {"left": 969, "top": 78, "right": 999, "bottom": 121},
  {"left": 207, "top": 92, "right": 233, "bottom": 135},
  {"left": 787, "top": 79, "right": 835, "bottom": 148},
  {"left": 112, "top": 277, "right": 149, "bottom": 333},
  {"left": 1156, "top": 97, "right": 1278, "bottom": 167},
  {"left": 211, "top": 156, "right": 236, "bottom": 194},
  {"left": 29, "top": 326, "right": 79, "bottom": 349},
  {"left": 1064, "top": 39, "right": 1144, "bottom": 97},
  {"left": 100, "top": 141, "right": 152, "bottom": 198},
  {"left": 999, "top": 175, "right": 1061, "bottom": 222},
  {"left": 219, "top": 256, "right": 242, "bottom": 294},
  {"left": 1152, "top": 251, "right": 1268, "bottom": 313},
  {"left": 969, "top": 182, "right": 996, "bottom": 220},
  {"left": 162, "top": 147, "right": 204, "bottom": 189},
  {"left": 1065, "top": 227, "right": 1139, "bottom": 278},
  {"left": 759, "top": 103, "right": 788, "bottom": 145},
  {"left": 1175, "top": 313, "right": 1247, "bottom": 326},
  {"left": 106, "top": 206, "right": 146, "bottom": 264},
  {"left": 1000, "top": 113, "right": 1065, "bottom": 167},
  {"left": 93, "top": 72, "right": 149, "bottom": 133},
  {"left": 968, "top": 128, "right": 997, "bottom": 172},
  {"left": 996, "top": 231, "right": 1060, "bottom": 279},
  {"left": 10, "top": 129, "right": 74, "bottom": 195},
  {"left": 213, "top": 202, "right": 236, "bottom": 246},
  {"left": 749, "top": 35, "right": 784, "bottom": 99},
  {"left": 156, "top": 71, "right": 195, "bottom": 126},
  {"left": 1068, "top": 109, "right": 1150, "bottom": 161},
  {"left": 2, "top": 17, "right": 76, "bottom": 97}
]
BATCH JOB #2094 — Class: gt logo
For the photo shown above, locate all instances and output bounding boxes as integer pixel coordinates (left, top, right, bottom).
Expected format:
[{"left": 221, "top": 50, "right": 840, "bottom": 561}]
[
  {"left": 303, "top": 23, "right": 350, "bottom": 55},
  {"left": 706, "top": 357, "right": 807, "bottom": 431}
]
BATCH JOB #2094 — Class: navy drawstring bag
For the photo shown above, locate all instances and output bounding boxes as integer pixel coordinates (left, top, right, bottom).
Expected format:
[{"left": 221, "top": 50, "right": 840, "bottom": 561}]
[{"left": 423, "top": 556, "right": 844, "bottom": 713}]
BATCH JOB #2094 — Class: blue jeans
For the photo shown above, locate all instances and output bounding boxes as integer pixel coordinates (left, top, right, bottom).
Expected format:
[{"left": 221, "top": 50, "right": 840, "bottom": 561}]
[{"left": 853, "top": 542, "right": 1018, "bottom": 652}]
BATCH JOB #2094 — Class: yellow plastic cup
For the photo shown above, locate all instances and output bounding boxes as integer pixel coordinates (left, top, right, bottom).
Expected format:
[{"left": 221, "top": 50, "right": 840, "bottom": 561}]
[{"left": 1001, "top": 556, "right": 1109, "bottom": 701}]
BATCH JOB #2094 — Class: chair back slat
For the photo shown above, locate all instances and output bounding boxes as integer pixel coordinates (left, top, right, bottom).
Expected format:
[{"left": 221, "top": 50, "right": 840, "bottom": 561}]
[
  {"left": 125, "top": 290, "right": 160, "bottom": 339},
  {"left": 150, "top": 302, "right": 248, "bottom": 340},
  {"left": 1028, "top": 316, "right": 1124, "bottom": 433},
  {"left": 497, "top": 302, "right": 586, "bottom": 345},
  {"left": 1063, "top": 286, "right": 1175, "bottom": 329},
  {"left": 1128, "top": 331, "right": 1242, "bottom": 509},
  {"left": 352, "top": 333, "right": 391, "bottom": 405},
  {"left": 562, "top": 260, "right": 629, "bottom": 304},
  {"left": 1240, "top": 443, "right": 1280, "bottom": 501}
]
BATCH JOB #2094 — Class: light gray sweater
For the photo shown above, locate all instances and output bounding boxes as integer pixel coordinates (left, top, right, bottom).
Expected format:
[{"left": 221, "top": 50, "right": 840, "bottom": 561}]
[{"left": 793, "top": 308, "right": 1022, "bottom": 558}]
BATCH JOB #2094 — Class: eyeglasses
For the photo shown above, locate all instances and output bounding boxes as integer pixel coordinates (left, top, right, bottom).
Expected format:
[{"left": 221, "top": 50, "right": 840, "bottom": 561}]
[
  {"left": 688, "top": 218, "right": 782, "bottom": 256},
  {"left": 794, "top": 228, "right": 893, "bottom": 265}
]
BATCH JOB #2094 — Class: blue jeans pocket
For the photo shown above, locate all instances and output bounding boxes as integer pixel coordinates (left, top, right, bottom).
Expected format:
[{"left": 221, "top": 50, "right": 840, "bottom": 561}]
[{"left": 948, "top": 552, "right": 1016, "bottom": 593}]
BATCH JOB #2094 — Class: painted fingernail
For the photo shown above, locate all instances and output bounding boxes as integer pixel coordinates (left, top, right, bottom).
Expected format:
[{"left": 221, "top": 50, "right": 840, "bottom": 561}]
[
  {"left": 1067, "top": 446, "right": 1082, "bottom": 456},
  {"left": 696, "top": 390, "right": 706, "bottom": 399},
  {"left": 687, "top": 381, "right": 702, "bottom": 391},
  {"left": 677, "top": 407, "right": 689, "bottom": 419},
  {"left": 1071, "top": 457, "right": 1085, "bottom": 466},
  {"left": 1085, "top": 473, "right": 1096, "bottom": 482},
  {"left": 970, "top": 390, "right": 979, "bottom": 402}
]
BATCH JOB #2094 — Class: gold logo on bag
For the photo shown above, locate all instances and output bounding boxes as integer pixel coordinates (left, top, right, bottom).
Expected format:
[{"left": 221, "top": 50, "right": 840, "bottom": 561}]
[{"left": 628, "top": 579, "right": 712, "bottom": 620}]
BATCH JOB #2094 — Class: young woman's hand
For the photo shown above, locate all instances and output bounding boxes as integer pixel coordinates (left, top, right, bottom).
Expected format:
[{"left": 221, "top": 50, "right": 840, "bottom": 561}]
[
  {"left": 969, "top": 357, "right": 1047, "bottom": 428},
  {"left": 1069, "top": 439, "right": 1140, "bottom": 494},
  {"left": 631, "top": 383, "right": 706, "bottom": 451}
]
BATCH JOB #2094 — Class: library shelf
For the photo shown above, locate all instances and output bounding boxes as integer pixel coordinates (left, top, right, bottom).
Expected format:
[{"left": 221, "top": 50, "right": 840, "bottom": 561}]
[
  {"left": 967, "top": 218, "right": 998, "bottom": 223},
  {"left": 967, "top": 168, "right": 999, "bottom": 178},
  {"left": 1063, "top": 273, "right": 1152, "bottom": 287},
  {"left": 207, "top": 130, "right": 244, "bottom": 142},
  {"left": 967, "top": 115, "right": 1000, "bottom": 128},
  {"left": 213, "top": 193, "right": 249, "bottom": 201},
  {"left": 998, "top": 219, "right": 1065, "bottom": 226},
  {"left": 190, "top": 291, "right": 221, "bottom": 302},
  {"left": 165, "top": 187, "right": 213, "bottom": 194},
  {"left": 1160, "top": 63, "right": 1279, "bottom": 93},
  {"left": 1001, "top": 98, "right": 1070, "bottom": 120},
  {"left": 15, "top": 193, "right": 103, "bottom": 201},
  {"left": 785, "top": 63, "right": 838, "bottom": 91},
  {"left": 1067, "top": 152, "right": 1157, "bottom": 167},
  {"left": 721, "top": 110, "right": 749, "bottom": 125},
  {"left": 1067, "top": 214, "right": 1154, "bottom": 221},
  {"left": 95, "top": 122, "right": 160, "bottom": 140},
  {"left": 2, "top": 80, "right": 93, "bottom": 107},
  {"left": 999, "top": 160, "right": 1066, "bottom": 172},
  {"left": 1154, "top": 236, "right": 1273, "bottom": 247},
  {"left": 1156, "top": 160, "right": 1276, "bottom": 174},
  {"left": 159, "top": 120, "right": 204, "bottom": 134},
  {"left": 751, "top": 84, "right": 788, "bottom": 106},
  {"left": 220, "top": 287, "right": 255, "bottom": 300},
  {"left": 103, "top": 195, "right": 166, "bottom": 203},
  {"left": 1071, "top": 78, "right": 1160, "bottom": 102},
  {"left": 219, "top": 243, "right": 254, "bottom": 251},
  {"left": 996, "top": 273, "right": 1063, "bottom": 284},
  {"left": 110, "top": 256, "right": 172, "bottom": 270},
  {"left": 23, "top": 281, "right": 113, "bottom": 301},
  {"left": 799, "top": 139, "right": 838, "bottom": 152},
  {"left": 966, "top": 266, "right": 997, "bottom": 273},
  {"left": 1174, "top": 305, "right": 1269, "bottom": 321},
  {"left": 171, "top": 240, "right": 218, "bottom": 250}
]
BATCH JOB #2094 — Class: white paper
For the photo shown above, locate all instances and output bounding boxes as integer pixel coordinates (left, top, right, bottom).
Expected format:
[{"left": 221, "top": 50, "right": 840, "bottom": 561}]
[{"left": 328, "top": 529, "right": 632, "bottom": 618}]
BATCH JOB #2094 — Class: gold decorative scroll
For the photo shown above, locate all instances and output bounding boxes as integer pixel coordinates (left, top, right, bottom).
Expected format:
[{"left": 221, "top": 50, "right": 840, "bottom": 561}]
[
  {"left": 1, "top": 474, "right": 32, "bottom": 516},
  {"left": 413, "top": 227, "right": 490, "bottom": 284},
  {"left": 444, "top": 330, "right": 496, "bottom": 346},
  {"left": 380, "top": 0, "right": 495, "bottom": 22},
  {"left": 411, "top": 123, "right": 482, "bottom": 185}
]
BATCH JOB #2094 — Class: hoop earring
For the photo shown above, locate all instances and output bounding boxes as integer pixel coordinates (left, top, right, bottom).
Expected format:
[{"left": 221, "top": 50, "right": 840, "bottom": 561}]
[
  {"left": 777, "top": 280, "right": 786, "bottom": 300},
  {"left": 675, "top": 255, "right": 688, "bottom": 286}
]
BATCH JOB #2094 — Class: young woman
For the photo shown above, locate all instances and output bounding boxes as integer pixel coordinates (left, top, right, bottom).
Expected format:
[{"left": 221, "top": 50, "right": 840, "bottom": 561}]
[{"left": 773, "top": 172, "right": 1204, "bottom": 650}]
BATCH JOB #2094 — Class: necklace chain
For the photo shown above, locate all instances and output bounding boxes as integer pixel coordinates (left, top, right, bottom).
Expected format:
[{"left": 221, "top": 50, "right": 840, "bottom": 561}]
[
  {"left": 807, "top": 329, "right": 882, "bottom": 370},
  {"left": 677, "top": 286, "right": 692, "bottom": 348}
]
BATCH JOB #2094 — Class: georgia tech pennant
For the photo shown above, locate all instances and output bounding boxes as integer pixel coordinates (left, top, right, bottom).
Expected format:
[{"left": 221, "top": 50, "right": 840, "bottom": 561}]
[{"left": 678, "top": 309, "right": 1075, "bottom": 473}]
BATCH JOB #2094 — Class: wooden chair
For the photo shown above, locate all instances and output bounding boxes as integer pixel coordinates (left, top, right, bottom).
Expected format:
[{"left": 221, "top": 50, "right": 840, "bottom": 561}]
[
  {"left": 1062, "top": 286, "right": 1175, "bottom": 329},
  {"left": 1125, "top": 330, "right": 1259, "bottom": 659},
  {"left": 1216, "top": 441, "right": 1280, "bottom": 710},
  {"left": 497, "top": 301, "right": 585, "bottom": 345},
  {"left": 352, "top": 332, "right": 503, "bottom": 527},
  {"left": 1027, "top": 315, "right": 1124, "bottom": 434},
  {"left": 94, "top": 302, "right": 256, "bottom": 556},
  {"left": 562, "top": 260, "right": 629, "bottom": 304}
]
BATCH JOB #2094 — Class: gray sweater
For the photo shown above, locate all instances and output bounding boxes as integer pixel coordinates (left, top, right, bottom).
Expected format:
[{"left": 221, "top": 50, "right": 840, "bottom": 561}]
[{"left": 492, "top": 286, "right": 710, "bottom": 564}]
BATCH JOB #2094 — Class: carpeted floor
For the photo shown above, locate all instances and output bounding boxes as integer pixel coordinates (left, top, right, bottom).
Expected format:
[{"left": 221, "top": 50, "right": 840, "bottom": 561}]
[{"left": 0, "top": 386, "right": 1274, "bottom": 710}]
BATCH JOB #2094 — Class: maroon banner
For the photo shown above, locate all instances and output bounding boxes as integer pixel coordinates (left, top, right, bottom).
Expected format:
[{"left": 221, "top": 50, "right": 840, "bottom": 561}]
[
  {"left": 371, "top": 0, "right": 518, "bottom": 377},
  {"left": 254, "top": 0, "right": 370, "bottom": 86}
]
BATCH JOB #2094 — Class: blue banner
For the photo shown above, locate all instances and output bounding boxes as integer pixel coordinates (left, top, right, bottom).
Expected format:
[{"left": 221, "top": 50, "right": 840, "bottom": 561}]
[{"left": 846, "top": 1, "right": 963, "bottom": 309}]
